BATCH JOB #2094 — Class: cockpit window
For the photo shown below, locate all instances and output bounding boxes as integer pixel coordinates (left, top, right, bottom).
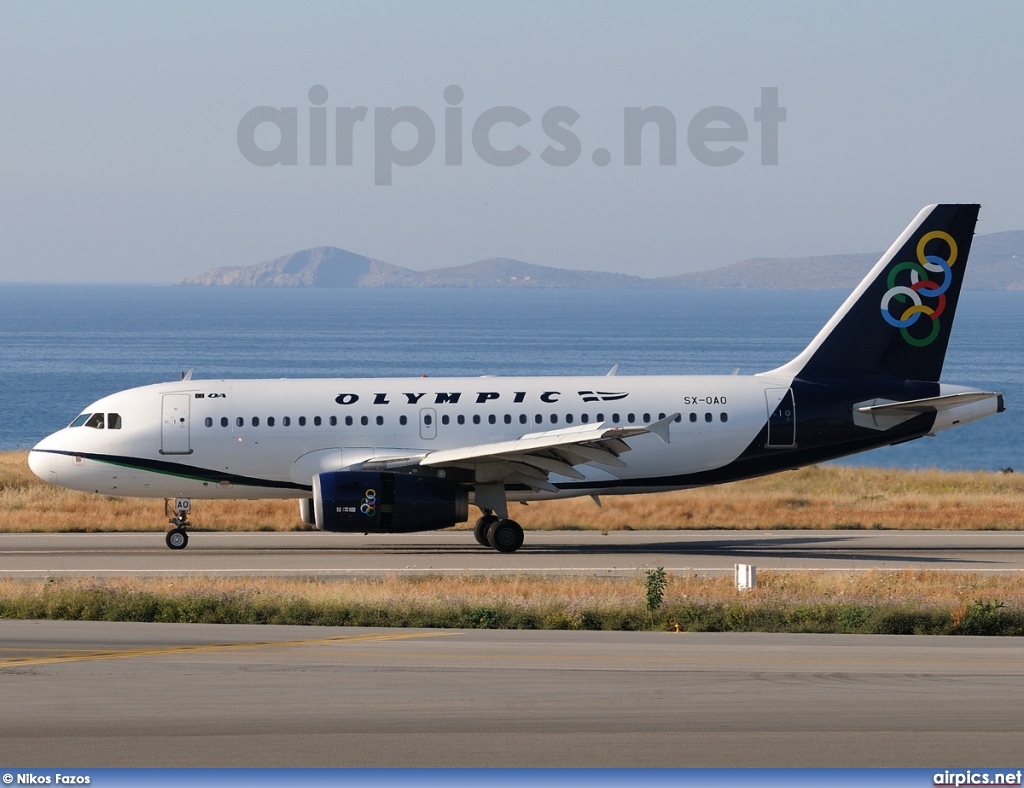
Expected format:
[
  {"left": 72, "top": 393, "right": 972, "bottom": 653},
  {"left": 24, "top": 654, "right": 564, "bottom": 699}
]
[{"left": 68, "top": 412, "right": 122, "bottom": 429}]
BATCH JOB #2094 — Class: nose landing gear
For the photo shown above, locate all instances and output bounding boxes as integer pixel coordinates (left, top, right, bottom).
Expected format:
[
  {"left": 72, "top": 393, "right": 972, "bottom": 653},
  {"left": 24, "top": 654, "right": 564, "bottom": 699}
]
[{"left": 165, "top": 497, "right": 191, "bottom": 550}]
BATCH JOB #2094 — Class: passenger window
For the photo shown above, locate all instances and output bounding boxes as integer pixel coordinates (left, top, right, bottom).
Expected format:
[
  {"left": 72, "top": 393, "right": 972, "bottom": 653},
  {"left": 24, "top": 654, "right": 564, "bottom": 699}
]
[
  {"left": 298, "top": 416, "right": 305, "bottom": 426},
  {"left": 627, "top": 413, "right": 636, "bottom": 424},
  {"left": 581, "top": 414, "right": 589, "bottom": 423},
  {"left": 689, "top": 413, "right": 697, "bottom": 423},
  {"left": 457, "top": 415, "right": 465, "bottom": 425},
  {"left": 360, "top": 416, "right": 368, "bottom": 426},
  {"left": 204, "top": 417, "right": 213, "bottom": 428},
  {"left": 400, "top": 415, "right": 408, "bottom": 426},
  {"left": 85, "top": 413, "right": 105, "bottom": 429},
  {"left": 252, "top": 417, "right": 260, "bottom": 427},
  {"left": 535, "top": 414, "right": 542, "bottom": 424},
  {"left": 596, "top": 413, "right": 604, "bottom": 422},
  {"left": 221, "top": 417, "right": 228, "bottom": 427},
  {"left": 519, "top": 414, "right": 527, "bottom": 424},
  {"left": 488, "top": 415, "right": 496, "bottom": 425},
  {"left": 236, "top": 417, "right": 244, "bottom": 428},
  {"left": 329, "top": 416, "right": 337, "bottom": 426},
  {"left": 283, "top": 417, "right": 291, "bottom": 427},
  {"left": 643, "top": 413, "right": 650, "bottom": 423},
  {"left": 612, "top": 413, "right": 620, "bottom": 424},
  {"left": 473, "top": 415, "right": 481, "bottom": 425},
  {"left": 376, "top": 415, "right": 384, "bottom": 426},
  {"left": 345, "top": 416, "right": 353, "bottom": 426},
  {"left": 721, "top": 413, "right": 728, "bottom": 423},
  {"left": 314, "top": 416, "right": 322, "bottom": 426},
  {"left": 566, "top": 414, "right": 573, "bottom": 424},
  {"left": 267, "top": 417, "right": 275, "bottom": 427},
  {"left": 674, "top": 414, "right": 682, "bottom": 423},
  {"left": 705, "top": 412, "right": 712, "bottom": 423},
  {"left": 504, "top": 414, "right": 512, "bottom": 424},
  {"left": 108, "top": 413, "right": 122, "bottom": 429},
  {"left": 442, "top": 415, "right": 450, "bottom": 425}
]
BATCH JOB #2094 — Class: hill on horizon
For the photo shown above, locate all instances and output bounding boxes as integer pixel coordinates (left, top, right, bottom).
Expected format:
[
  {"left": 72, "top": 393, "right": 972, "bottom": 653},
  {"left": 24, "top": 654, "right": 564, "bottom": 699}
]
[{"left": 179, "top": 230, "right": 1024, "bottom": 290}]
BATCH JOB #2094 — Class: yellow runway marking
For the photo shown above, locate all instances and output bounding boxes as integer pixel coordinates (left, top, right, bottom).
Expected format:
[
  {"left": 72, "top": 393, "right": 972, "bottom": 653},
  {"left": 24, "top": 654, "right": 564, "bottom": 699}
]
[
  {"left": 4, "top": 633, "right": 1022, "bottom": 671},
  {"left": 0, "top": 630, "right": 458, "bottom": 667},
  {"left": 271, "top": 648, "right": 1024, "bottom": 670}
]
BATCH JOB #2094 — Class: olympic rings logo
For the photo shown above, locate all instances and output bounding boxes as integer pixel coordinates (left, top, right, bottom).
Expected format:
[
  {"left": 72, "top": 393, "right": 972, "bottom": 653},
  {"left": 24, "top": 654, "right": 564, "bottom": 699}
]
[
  {"left": 360, "top": 488, "right": 377, "bottom": 517},
  {"left": 879, "top": 230, "right": 958, "bottom": 347}
]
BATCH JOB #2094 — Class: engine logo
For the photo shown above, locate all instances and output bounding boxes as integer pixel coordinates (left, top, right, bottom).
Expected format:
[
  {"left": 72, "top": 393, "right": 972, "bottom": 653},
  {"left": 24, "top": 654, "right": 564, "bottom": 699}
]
[{"left": 360, "top": 489, "right": 377, "bottom": 517}]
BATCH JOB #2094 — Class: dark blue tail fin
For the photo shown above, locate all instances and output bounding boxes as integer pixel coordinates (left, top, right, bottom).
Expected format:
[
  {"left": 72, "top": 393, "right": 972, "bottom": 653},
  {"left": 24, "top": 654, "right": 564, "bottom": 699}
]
[{"left": 771, "top": 204, "right": 980, "bottom": 383}]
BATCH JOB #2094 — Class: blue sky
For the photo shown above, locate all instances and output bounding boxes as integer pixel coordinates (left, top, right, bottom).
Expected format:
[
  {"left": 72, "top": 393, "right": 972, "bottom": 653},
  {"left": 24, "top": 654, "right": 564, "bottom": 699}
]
[{"left": 2, "top": 0, "right": 1022, "bottom": 282}]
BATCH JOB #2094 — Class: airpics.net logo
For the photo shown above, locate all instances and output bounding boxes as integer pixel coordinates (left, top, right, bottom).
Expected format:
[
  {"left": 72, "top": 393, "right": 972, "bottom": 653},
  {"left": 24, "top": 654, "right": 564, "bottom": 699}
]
[
  {"left": 237, "top": 85, "right": 786, "bottom": 185},
  {"left": 933, "top": 770, "right": 1023, "bottom": 786}
]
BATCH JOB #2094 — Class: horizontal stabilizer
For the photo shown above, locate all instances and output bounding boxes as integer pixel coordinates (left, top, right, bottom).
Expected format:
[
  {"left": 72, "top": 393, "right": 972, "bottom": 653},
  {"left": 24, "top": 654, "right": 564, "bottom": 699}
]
[{"left": 853, "top": 391, "right": 1003, "bottom": 431}]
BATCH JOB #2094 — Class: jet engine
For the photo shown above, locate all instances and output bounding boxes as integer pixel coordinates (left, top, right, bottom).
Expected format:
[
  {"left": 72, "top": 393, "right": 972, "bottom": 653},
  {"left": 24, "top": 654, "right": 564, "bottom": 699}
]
[{"left": 312, "top": 471, "right": 469, "bottom": 533}]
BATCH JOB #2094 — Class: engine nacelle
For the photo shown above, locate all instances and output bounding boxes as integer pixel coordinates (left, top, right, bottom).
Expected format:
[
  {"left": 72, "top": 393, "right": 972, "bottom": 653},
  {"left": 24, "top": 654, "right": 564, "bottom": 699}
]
[{"left": 313, "top": 471, "right": 469, "bottom": 533}]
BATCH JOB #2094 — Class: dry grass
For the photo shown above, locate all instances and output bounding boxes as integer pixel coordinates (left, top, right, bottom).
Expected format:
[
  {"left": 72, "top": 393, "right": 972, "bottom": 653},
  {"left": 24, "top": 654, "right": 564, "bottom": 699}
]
[
  {"left": 0, "top": 574, "right": 642, "bottom": 610},
  {"left": 4, "top": 450, "right": 1024, "bottom": 533},
  {"left": 2, "top": 571, "right": 1023, "bottom": 633},
  {"left": 512, "top": 464, "right": 1024, "bottom": 531},
  {"left": 4, "top": 569, "right": 1020, "bottom": 608}
]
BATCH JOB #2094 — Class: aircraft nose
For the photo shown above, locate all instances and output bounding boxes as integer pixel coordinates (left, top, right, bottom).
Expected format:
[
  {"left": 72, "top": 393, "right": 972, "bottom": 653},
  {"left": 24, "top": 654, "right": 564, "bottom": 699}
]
[{"left": 28, "top": 449, "right": 57, "bottom": 483}]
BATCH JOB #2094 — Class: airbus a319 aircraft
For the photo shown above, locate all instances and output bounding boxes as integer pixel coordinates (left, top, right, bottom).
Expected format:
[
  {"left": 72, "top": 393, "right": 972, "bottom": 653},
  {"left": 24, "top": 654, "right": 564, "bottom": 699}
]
[{"left": 29, "top": 204, "right": 1003, "bottom": 552}]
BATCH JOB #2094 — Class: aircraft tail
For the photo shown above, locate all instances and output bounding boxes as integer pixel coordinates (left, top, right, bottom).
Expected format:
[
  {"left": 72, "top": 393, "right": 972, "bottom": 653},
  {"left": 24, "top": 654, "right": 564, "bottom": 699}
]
[{"left": 769, "top": 204, "right": 980, "bottom": 383}]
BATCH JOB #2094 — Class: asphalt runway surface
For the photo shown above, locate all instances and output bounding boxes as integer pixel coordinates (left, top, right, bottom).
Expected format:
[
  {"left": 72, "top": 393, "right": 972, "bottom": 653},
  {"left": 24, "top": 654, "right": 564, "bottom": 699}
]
[
  {"left": 3, "top": 530, "right": 1022, "bottom": 767},
  {"left": 1, "top": 620, "right": 1022, "bottom": 767},
  {"left": 1, "top": 529, "right": 1023, "bottom": 577}
]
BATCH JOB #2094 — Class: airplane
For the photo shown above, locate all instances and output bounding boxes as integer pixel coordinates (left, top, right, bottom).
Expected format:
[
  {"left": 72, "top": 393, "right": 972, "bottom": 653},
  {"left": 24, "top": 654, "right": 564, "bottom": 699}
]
[{"left": 27, "top": 204, "right": 1004, "bottom": 552}]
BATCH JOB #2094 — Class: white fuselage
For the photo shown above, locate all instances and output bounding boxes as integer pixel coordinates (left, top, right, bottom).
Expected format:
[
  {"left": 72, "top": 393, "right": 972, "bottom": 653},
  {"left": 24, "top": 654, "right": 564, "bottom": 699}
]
[{"left": 28, "top": 373, "right": 798, "bottom": 502}]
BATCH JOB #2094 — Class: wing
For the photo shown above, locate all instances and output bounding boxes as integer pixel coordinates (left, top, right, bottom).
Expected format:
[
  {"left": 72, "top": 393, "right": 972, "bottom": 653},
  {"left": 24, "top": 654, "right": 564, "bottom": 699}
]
[{"left": 360, "top": 413, "right": 679, "bottom": 493}]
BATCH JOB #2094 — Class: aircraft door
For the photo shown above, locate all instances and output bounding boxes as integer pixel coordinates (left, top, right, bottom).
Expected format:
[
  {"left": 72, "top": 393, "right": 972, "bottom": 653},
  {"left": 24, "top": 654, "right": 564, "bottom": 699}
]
[
  {"left": 161, "top": 393, "right": 193, "bottom": 455},
  {"left": 420, "top": 408, "right": 437, "bottom": 440},
  {"left": 765, "top": 387, "right": 796, "bottom": 448}
]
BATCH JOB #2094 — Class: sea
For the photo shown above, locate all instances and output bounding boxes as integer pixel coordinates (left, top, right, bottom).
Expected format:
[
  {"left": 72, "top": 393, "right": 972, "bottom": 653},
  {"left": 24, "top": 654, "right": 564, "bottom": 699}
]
[{"left": 1, "top": 284, "right": 1020, "bottom": 472}]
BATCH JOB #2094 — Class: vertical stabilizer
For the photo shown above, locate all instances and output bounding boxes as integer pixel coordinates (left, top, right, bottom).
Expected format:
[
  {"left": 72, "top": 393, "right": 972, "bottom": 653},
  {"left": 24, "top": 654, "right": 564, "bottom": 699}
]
[{"left": 768, "top": 204, "right": 980, "bottom": 383}]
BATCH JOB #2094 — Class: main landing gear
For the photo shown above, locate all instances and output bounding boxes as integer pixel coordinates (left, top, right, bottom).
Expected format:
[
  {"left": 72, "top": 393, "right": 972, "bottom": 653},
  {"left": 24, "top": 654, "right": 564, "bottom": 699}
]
[
  {"left": 473, "top": 511, "right": 525, "bottom": 553},
  {"left": 165, "top": 497, "right": 191, "bottom": 550}
]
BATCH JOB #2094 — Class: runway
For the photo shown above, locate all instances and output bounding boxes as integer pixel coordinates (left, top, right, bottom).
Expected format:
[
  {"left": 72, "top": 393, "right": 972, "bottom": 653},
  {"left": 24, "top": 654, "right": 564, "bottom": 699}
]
[
  {"left": 1, "top": 620, "right": 1021, "bottom": 767},
  {"left": 1, "top": 529, "right": 1023, "bottom": 577},
  {"left": 3, "top": 531, "right": 1024, "bottom": 767}
]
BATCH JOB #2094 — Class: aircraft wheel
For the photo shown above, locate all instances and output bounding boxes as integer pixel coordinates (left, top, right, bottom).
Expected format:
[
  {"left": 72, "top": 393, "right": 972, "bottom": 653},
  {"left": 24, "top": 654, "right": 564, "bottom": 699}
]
[
  {"left": 487, "top": 519, "right": 524, "bottom": 553},
  {"left": 474, "top": 515, "right": 499, "bottom": 546},
  {"left": 166, "top": 528, "right": 189, "bottom": 550}
]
